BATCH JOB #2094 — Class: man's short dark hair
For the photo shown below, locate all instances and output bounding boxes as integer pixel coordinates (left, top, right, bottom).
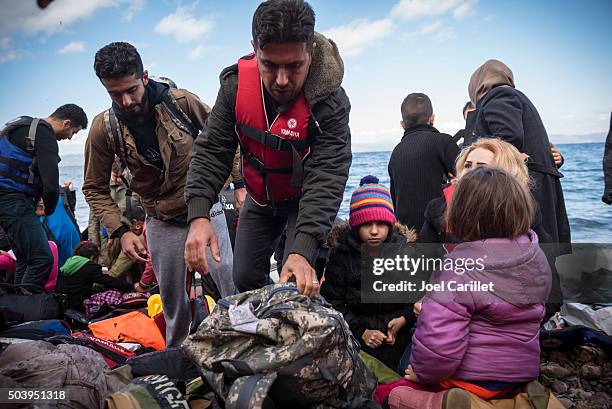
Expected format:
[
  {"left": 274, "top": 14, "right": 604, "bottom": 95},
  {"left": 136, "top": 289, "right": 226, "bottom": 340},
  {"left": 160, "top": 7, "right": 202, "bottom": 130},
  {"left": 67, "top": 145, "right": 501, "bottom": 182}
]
[
  {"left": 462, "top": 101, "right": 474, "bottom": 115},
  {"left": 94, "top": 42, "right": 143, "bottom": 80},
  {"left": 401, "top": 93, "right": 433, "bottom": 127},
  {"left": 252, "top": 0, "right": 315, "bottom": 50},
  {"left": 50, "top": 104, "right": 88, "bottom": 130}
]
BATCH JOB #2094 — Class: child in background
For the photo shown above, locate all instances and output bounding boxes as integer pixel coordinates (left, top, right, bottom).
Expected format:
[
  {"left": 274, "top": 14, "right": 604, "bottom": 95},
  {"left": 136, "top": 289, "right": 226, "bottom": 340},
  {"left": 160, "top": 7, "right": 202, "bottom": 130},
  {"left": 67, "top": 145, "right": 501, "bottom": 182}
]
[
  {"left": 388, "top": 166, "right": 551, "bottom": 409},
  {"left": 321, "top": 176, "right": 416, "bottom": 370},
  {"left": 55, "top": 241, "right": 133, "bottom": 311},
  {"left": 107, "top": 202, "right": 146, "bottom": 282}
]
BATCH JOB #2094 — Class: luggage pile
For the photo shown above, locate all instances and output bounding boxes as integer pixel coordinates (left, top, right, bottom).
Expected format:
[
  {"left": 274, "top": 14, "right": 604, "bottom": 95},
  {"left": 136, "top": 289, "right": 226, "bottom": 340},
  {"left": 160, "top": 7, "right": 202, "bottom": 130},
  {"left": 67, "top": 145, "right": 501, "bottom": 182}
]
[{"left": 0, "top": 283, "right": 380, "bottom": 408}]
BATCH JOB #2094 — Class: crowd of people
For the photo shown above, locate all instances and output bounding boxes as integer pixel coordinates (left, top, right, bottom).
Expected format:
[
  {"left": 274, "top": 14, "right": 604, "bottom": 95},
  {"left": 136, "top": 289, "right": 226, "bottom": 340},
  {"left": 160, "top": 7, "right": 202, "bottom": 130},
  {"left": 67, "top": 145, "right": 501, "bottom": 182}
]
[{"left": 1, "top": 0, "right": 611, "bottom": 408}]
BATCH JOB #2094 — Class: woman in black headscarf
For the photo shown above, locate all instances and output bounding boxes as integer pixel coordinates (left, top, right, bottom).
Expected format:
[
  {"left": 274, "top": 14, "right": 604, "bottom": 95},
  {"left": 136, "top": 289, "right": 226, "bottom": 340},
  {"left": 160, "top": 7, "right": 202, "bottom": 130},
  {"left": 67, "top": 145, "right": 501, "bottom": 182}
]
[{"left": 464, "top": 59, "right": 571, "bottom": 254}]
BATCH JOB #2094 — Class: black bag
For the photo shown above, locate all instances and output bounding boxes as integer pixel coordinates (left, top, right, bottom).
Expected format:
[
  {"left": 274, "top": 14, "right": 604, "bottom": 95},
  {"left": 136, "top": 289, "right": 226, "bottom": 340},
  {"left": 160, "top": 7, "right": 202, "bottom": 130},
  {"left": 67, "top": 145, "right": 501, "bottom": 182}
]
[
  {"left": 0, "top": 319, "right": 70, "bottom": 340},
  {"left": 0, "top": 283, "right": 63, "bottom": 323},
  {"left": 127, "top": 347, "right": 200, "bottom": 381}
]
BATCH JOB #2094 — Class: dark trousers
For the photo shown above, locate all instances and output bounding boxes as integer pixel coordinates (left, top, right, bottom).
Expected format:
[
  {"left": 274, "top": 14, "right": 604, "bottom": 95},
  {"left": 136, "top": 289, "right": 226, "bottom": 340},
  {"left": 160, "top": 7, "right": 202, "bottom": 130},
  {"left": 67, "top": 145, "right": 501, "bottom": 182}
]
[
  {"left": 0, "top": 194, "right": 52, "bottom": 290},
  {"left": 233, "top": 195, "right": 299, "bottom": 292}
]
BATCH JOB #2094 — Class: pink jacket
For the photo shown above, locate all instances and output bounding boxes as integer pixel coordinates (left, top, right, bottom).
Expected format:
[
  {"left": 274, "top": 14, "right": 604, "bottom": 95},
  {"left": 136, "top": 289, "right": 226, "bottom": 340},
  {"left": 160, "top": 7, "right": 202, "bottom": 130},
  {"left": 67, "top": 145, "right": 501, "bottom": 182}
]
[{"left": 411, "top": 231, "right": 551, "bottom": 384}]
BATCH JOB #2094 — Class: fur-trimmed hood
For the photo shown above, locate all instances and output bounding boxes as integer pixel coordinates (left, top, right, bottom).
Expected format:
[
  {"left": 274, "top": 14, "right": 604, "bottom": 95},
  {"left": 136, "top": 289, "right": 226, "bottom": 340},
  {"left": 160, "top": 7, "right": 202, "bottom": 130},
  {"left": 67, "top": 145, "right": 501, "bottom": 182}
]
[
  {"left": 327, "top": 220, "right": 417, "bottom": 250},
  {"left": 304, "top": 32, "right": 344, "bottom": 104}
]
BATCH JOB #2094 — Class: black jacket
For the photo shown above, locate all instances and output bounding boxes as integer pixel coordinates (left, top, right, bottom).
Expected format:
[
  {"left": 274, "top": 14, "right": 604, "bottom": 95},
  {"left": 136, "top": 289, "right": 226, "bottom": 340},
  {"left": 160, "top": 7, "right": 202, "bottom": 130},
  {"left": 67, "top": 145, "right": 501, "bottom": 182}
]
[
  {"left": 388, "top": 124, "right": 459, "bottom": 230},
  {"left": 321, "top": 222, "right": 416, "bottom": 369},
  {"left": 465, "top": 86, "right": 571, "bottom": 252},
  {"left": 603, "top": 112, "right": 612, "bottom": 205},
  {"left": 55, "top": 260, "right": 133, "bottom": 311},
  {"left": 185, "top": 33, "right": 351, "bottom": 264},
  {"left": 0, "top": 118, "right": 59, "bottom": 214}
]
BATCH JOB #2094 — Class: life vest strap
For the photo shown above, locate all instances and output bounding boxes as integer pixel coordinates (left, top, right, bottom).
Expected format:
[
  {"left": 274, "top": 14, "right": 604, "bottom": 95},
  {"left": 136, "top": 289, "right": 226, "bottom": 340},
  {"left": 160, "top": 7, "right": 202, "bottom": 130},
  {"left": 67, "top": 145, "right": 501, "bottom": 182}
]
[
  {"left": 236, "top": 122, "right": 312, "bottom": 152},
  {"left": 0, "top": 155, "right": 30, "bottom": 173},
  {"left": 241, "top": 148, "right": 293, "bottom": 175}
]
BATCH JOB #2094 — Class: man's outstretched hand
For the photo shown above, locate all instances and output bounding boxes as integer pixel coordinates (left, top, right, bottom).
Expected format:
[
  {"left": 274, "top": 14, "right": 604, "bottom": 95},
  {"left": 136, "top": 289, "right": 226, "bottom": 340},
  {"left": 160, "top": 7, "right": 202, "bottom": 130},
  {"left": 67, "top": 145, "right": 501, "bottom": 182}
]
[
  {"left": 120, "top": 231, "right": 147, "bottom": 263},
  {"left": 184, "top": 218, "right": 220, "bottom": 274},
  {"left": 279, "top": 253, "right": 320, "bottom": 297}
]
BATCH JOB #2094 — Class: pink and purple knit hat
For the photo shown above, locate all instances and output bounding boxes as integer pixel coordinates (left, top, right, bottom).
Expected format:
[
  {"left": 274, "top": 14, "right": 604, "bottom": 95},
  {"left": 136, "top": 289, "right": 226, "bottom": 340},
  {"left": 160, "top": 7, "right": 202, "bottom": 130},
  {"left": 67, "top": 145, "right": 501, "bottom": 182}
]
[{"left": 349, "top": 175, "right": 396, "bottom": 229}]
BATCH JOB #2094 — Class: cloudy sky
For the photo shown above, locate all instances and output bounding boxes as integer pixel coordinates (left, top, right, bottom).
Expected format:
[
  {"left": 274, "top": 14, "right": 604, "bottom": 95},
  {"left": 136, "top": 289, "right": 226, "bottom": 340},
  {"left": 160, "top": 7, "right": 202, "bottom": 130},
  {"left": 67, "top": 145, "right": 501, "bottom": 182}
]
[{"left": 0, "top": 0, "right": 610, "bottom": 155}]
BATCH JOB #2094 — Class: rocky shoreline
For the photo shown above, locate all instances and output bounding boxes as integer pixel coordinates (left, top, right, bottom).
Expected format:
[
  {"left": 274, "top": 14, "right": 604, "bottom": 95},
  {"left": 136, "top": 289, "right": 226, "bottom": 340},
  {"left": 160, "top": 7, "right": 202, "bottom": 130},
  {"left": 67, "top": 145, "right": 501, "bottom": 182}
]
[{"left": 539, "top": 344, "right": 611, "bottom": 409}]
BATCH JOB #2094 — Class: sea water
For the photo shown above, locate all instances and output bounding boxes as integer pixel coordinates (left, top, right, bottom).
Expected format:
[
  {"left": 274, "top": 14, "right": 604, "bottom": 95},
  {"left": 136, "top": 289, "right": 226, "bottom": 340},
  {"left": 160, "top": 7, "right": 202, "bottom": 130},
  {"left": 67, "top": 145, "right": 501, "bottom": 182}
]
[{"left": 60, "top": 142, "right": 611, "bottom": 243}]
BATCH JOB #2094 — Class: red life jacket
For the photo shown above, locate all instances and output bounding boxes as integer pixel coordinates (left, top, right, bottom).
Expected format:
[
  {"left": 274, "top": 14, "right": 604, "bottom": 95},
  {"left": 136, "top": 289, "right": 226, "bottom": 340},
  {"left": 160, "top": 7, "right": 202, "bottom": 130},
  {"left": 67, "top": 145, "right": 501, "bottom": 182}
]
[{"left": 235, "top": 53, "right": 312, "bottom": 207}]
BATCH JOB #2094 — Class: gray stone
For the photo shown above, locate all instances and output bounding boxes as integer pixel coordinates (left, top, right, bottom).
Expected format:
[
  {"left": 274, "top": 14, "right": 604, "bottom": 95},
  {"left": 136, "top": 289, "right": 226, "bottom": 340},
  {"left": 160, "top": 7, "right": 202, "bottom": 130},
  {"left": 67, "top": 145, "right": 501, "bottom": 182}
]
[
  {"left": 558, "top": 397, "right": 574, "bottom": 408},
  {"left": 541, "top": 363, "right": 572, "bottom": 379},
  {"left": 581, "top": 364, "right": 602, "bottom": 380},
  {"left": 552, "top": 380, "right": 569, "bottom": 394}
]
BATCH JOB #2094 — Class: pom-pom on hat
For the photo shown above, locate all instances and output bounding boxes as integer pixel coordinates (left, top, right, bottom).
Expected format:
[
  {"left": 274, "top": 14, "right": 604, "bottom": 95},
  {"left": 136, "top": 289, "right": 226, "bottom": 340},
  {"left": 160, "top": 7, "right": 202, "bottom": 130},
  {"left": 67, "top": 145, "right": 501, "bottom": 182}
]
[{"left": 349, "top": 175, "right": 396, "bottom": 229}]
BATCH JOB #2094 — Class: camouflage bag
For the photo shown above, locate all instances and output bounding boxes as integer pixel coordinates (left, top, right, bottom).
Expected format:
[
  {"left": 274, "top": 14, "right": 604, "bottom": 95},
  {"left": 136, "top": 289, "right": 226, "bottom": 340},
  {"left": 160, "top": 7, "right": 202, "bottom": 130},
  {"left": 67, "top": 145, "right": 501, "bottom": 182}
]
[{"left": 182, "top": 284, "right": 378, "bottom": 409}]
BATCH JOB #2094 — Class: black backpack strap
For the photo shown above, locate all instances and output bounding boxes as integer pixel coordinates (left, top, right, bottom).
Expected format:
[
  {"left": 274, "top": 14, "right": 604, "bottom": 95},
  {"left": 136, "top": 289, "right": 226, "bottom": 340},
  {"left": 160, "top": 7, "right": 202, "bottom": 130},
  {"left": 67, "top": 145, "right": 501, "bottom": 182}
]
[
  {"left": 25, "top": 118, "right": 40, "bottom": 184},
  {"left": 26, "top": 118, "right": 39, "bottom": 151},
  {"left": 227, "top": 372, "right": 278, "bottom": 409},
  {"left": 236, "top": 123, "right": 312, "bottom": 152},
  {"left": 161, "top": 91, "right": 198, "bottom": 137},
  {"left": 103, "top": 108, "right": 129, "bottom": 180}
]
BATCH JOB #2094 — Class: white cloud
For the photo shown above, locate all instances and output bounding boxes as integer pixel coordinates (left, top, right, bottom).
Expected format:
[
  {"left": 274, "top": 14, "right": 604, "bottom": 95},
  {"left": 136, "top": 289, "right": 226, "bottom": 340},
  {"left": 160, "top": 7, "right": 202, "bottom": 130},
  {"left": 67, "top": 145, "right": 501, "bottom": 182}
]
[
  {"left": 323, "top": 18, "right": 393, "bottom": 57},
  {"left": 432, "top": 25, "right": 454, "bottom": 42},
  {"left": 0, "top": 36, "right": 27, "bottom": 64},
  {"left": 405, "top": 20, "right": 455, "bottom": 42},
  {"left": 155, "top": 8, "right": 214, "bottom": 43},
  {"left": 57, "top": 41, "right": 85, "bottom": 54},
  {"left": 0, "top": 0, "right": 143, "bottom": 36},
  {"left": 420, "top": 20, "right": 443, "bottom": 34},
  {"left": 122, "top": 0, "right": 145, "bottom": 22},
  {"left": 188, "top": 44, "right": 209, "bottom": 60},
  {"left": 453, "top": 0, "right": 478, "bottom": 18},
  {"left": 0, "top": 36, "right": 10, "bottom": 49},
  {"left": 391, "top": 0, "right": 478, "bottom": 21}
]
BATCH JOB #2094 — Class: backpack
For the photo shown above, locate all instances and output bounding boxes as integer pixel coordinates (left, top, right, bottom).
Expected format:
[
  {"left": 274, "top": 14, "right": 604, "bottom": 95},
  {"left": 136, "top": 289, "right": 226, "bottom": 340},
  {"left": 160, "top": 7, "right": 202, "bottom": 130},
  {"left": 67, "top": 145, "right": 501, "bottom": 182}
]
[
  {"left": 0, "top": 283, "right": 63, "bottom": 324},
  {"left": 182, "top": 284, "right": 378, "bottom": 409},
  {"left": 103, "top": 90, "right": 197, "bottom": 182},
  {"left": 0, "top": 319, "right": 70, "bottom": 340}
]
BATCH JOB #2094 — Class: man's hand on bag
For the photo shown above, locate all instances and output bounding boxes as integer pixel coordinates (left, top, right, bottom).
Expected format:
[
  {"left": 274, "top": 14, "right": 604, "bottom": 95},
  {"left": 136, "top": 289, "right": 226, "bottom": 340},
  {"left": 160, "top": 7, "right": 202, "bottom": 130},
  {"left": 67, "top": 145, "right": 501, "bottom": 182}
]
[
  {"left": 120, "top": 231, "right": 147, "bottom": 263},
  {"left": 234, "top": 188, "right": 247, "bottom": 211},
  {"left": 279, "top": 253, "right": 319, "bottom": 297},
  {"left": 185, "top": 218, "right": 220, "bottom": 274}
]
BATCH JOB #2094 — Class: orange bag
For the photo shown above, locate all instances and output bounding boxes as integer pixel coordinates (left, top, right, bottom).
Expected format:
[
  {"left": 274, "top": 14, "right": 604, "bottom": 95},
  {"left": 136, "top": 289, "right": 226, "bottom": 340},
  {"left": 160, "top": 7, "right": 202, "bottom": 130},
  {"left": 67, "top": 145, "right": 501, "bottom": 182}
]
[{"left": 89, "top": 311, "right": 166, "bottom": 350}]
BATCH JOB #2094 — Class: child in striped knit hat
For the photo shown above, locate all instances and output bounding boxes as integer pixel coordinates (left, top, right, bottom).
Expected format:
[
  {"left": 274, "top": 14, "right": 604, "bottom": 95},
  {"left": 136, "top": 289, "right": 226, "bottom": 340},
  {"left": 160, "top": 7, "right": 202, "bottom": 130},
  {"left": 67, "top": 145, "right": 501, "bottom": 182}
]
[{"left": 321, "top": 175, "right": 416, "bottom": 370}]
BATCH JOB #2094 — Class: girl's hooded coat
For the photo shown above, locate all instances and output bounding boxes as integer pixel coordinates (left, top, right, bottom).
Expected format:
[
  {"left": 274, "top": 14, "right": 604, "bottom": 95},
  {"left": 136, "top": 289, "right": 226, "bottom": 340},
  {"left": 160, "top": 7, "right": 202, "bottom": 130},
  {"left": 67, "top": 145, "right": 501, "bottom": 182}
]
[
  {"left": 321, "top": 222, "right": 417, "bottom": 369},
  {"left": 410, "top": 231, "right": 551, "bottom": 384}
]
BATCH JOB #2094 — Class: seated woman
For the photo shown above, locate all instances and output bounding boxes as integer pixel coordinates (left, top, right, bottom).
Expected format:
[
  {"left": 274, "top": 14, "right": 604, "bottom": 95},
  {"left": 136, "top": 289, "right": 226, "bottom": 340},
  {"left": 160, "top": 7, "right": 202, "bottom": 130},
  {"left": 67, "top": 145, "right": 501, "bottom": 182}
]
[
  {"left": 56, "top": 241, "right": 133, "bottom": 312},
  {"left": 321, "top": 176, "right": 416, "bottom": 371},
  {"left": 389, "top": 167, "right": 552, "bottom": 409}
]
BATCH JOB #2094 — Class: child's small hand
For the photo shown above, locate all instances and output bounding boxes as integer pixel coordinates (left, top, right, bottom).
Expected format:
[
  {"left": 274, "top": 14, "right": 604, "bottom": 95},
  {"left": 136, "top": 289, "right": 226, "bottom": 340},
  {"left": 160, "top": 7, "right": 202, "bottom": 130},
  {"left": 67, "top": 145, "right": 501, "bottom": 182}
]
[
  {"left": 362, "top": 329, "right": 387, "bottom": 349},
  {"left": 404, "top": 365, "right": 421, "bottom": 383},
  {"left": 413, "top": 300, "right": 422, "bottom": 317},
  {"left": 386, "top": 316, "right": 406, "bottom": 345}
]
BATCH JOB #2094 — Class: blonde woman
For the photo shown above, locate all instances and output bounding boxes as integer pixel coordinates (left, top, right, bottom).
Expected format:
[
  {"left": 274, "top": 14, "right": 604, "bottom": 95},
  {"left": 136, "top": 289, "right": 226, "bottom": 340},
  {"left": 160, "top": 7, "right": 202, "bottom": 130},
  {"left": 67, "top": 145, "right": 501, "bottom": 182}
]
[
  {"left": 419, "top": 138, "right": 536, "bottom": 244},
  {"left": 417, "top": 137, "right": 561, "bottom": 319}
]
